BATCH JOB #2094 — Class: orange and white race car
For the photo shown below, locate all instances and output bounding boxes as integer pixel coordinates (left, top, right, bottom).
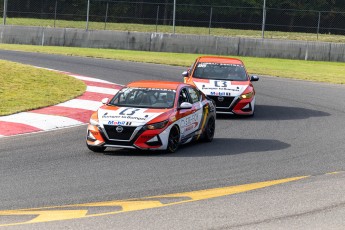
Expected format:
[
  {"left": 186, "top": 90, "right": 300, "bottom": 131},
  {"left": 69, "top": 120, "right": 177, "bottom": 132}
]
[
  {"left": 183, "top": 56, "right": 259, "bottom": 116},
  {"left": 86, "top": 80, "right": 216, "bottom": 153}
]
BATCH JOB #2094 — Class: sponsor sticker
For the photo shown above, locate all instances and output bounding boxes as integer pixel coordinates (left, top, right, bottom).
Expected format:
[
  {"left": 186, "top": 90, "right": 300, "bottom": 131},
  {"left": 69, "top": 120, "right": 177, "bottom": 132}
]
[
  {"left": 210, "top": 92, "right": 231, "bottom": 96},
  {"left": 181, "top": 113, "right": 199, "bottom": 127},
  {"left": 108, "top": 121, "right": 132, "bottom": 126},
  {"left": 197, "top": 63, "right": 241, "bottom": 67},
  {"left": 170, "top": 116, "right": 177, "bottom": 122}
]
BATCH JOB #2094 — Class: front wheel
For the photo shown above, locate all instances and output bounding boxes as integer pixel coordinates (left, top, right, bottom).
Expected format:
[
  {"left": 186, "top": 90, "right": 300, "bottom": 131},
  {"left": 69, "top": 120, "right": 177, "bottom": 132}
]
[
  {"left": 166, "top": 126, "right": 180, "bottom": 153},
  {"left": 203, "top": 117, "right": 215, "bottom": 142},
  {"left": 87, "top": 144, "right": 106, "bottom": 153}
]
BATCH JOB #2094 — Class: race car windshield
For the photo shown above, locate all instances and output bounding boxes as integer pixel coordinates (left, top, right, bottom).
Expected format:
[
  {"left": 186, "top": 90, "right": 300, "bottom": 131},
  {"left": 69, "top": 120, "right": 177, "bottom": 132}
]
[
  {"left": 109, "top": 87, "right": 176, "bottom": 109},
  {"left": 193, "top": 63, "right": 248, "bottom": 81}
]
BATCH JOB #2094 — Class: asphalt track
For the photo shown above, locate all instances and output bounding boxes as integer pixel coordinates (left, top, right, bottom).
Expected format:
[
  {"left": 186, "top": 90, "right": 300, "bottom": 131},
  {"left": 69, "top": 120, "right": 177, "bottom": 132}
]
[{"left": 1, "top": 50, "right": 345, "bottom": 229}]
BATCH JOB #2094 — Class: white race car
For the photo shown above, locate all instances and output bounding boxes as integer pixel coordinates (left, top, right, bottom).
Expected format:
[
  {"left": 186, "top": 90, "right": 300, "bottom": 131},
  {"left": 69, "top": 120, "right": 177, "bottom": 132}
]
[
  {"left": 86, "top": 80, "right": 216, "bottom": 153},
  {"left": 183, "top": 56, "right": 259, "bottom": 116}
]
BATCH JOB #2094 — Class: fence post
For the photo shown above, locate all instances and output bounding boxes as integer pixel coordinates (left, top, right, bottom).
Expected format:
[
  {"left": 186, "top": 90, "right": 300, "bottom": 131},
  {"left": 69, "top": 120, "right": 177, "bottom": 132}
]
[
  {"left": 86, "top": 0, "right": 90, "bottom": 31},
  {"left": 54, "top": 0, "right": 57, "bottom": 28},
  {"left": 173, "top": 0, "right": 176, "bottom": 34},
  {"left": 209, "top": 7, "right": 213, "bottom": 35},
  {"left": 104, "top": 2, "right": 109, "bottom": 30},
  {"left": 317, "top": 11, "right": 321, "bottom": 40},
  {"left": 261, "top": 0, "right": 266, "bottom": 39},
  {"left": 3, "top": 0, "right": 8, "bottom": 25},
  {"left": 156, "top": 5, "right": 160, "bottom": 33}
]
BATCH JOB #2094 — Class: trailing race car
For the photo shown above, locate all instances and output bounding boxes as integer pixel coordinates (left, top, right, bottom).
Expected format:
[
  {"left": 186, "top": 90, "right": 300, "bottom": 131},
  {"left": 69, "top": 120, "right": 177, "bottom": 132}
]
[
  {"left": 86, "top": 80, "right": 216, "bottom": 153},
  {"left": 182, "top": 56, "right": 259, "bottom": 116}
]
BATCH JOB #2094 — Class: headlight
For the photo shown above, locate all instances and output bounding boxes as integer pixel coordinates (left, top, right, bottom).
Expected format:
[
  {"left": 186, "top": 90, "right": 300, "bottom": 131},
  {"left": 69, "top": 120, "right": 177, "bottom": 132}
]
[
  {"left": 144, "top": 120, "right": 168, "bottom": 130},
  {"left": 240, "top": 91, "right": 254, "bottom": 99},
  {"left": 90, "top": 118, "right": 99, "bottom": 126},
  {"left": 89, "top": 112, "right": 99, "bottom": 126}
]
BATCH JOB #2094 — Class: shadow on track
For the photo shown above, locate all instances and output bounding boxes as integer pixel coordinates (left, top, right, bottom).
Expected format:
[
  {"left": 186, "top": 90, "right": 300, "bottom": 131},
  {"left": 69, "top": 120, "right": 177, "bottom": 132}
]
[
  {"left": 217, "top": 105, "right": 330, "bottom": 121},
  {"left": 103, "top": 138, "right": 290, "bottom": 157}
]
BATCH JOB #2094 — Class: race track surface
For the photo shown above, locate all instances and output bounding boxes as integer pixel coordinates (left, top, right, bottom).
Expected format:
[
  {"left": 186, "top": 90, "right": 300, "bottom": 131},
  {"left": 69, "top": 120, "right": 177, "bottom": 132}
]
[{"left": 0, "top": 50, "right": 345, "bottom": 229}]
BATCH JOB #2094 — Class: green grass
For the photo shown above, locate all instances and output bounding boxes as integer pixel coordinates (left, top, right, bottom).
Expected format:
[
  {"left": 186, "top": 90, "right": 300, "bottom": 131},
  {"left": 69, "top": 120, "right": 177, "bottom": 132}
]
[
  {"left": 1, "top": 43, "right": 345, "bottom": 84},
  {"left": 2, "top": 17, "right": 345, "bottom": 43},
  {"left": 0, "top": 60, "right": 86, "bottom": 116}
]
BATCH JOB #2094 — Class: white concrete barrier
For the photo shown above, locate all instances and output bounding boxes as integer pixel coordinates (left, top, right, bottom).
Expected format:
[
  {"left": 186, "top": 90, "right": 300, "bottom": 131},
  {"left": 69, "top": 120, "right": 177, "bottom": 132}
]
[{"left": 0, "top": 25, "right": 344, "bottom": 62}]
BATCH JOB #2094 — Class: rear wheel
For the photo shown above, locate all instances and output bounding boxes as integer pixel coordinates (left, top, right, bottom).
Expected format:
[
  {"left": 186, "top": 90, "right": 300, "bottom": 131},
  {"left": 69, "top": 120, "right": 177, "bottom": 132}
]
[
  {"left": 203, "top": 117, "right": 215, "bottom": 142},
  {"left": 87, "top": 144, "right": 106, "bottom": 153},
  {"left": 167, "top": 126, "right": 180, "bottom": 153}
]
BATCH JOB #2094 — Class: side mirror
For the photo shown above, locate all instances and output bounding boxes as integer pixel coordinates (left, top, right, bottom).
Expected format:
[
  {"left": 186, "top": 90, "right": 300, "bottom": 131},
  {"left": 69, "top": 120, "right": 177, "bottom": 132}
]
[
  {"left": 182, "top": 71, "right": 189, "bottom": 77},
  {"left": 101, "top": 98, "right": 109, "bottom": 104},
  {"left": 179, "top": 102, "right": 193, "bottom": 110},
  {"left": 250, "top": 75, "right": 259, "bottom": 81}
]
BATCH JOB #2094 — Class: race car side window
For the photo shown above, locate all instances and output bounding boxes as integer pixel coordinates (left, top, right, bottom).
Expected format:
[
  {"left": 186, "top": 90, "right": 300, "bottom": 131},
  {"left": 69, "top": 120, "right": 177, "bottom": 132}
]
[
  {"left": 179, "top": 88, "right": 191, "bottom": 105},
  {"left": 187, "top": 87, "right": 200, "bottom": 104},
  {"left": 197, "top": 89, "right": 205, "bottom": 100}
]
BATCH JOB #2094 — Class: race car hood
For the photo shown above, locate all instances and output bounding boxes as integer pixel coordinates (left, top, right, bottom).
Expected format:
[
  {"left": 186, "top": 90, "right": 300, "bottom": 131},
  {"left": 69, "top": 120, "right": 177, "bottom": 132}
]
[
  {"left": 98, "top": 106, "right": 167, "bottom": 127},
  {"left": 192, "top": 78, "right": 248, "bottom": 97}
]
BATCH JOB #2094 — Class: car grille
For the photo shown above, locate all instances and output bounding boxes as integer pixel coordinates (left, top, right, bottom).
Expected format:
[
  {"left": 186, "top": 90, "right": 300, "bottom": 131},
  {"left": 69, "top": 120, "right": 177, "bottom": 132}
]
[
  {"left": 207, "top": 96, "right": 235, "bottom": 108},
  {"left": 104, "top": 140, "right": 134, "bottom": 147},
  {"left": 103, "top": 125, "right": 137, "bottom": 140}
]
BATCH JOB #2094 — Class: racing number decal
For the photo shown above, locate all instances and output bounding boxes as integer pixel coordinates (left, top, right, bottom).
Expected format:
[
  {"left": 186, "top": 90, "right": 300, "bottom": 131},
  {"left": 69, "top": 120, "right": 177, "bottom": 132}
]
[
  {"left": 119, "top": 108, "right": 141, "bottom": 116},
  {"left": 214, "top": 81, "right": 227, "bottom": 88}
]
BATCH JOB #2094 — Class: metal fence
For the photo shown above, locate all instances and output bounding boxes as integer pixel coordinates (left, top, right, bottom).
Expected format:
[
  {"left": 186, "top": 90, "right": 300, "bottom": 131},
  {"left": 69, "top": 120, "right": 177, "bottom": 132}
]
[{"left": 1, "top": 0, "right": 345, "bottom": 40}]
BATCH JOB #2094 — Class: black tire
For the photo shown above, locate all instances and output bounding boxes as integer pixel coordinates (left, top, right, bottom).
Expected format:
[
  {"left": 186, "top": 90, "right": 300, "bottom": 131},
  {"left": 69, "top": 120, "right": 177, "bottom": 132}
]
[
  {"left": 166, "top": 126, "right": 180, "bottom": 153},
  {"left": 87, "top": 144, "right": 106, "bottom": 153},
  {"left": 203, "top": 117, "right": 215, "bottom": 142}
]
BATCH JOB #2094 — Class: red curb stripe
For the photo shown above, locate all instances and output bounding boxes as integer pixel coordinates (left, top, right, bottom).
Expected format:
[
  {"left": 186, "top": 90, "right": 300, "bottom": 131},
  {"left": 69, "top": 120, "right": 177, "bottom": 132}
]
[
  {"left": 82, "top": 80, "right": 123, "bottom": 89},
  {"left": 77, "top": 92, "right": 115, "bottom": 101},
  {"left": 31, "top": 106, "right": 94, "bottom": 123},
  {"left": 0, "top": 121, "right": 42, "bottom": 136},
  {"left": 0, "top": 70, "right": 119, "bottom": 138}
]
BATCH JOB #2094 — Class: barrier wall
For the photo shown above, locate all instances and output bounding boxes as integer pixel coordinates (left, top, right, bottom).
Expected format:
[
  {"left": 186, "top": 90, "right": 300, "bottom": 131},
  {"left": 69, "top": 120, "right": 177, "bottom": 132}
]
[{"left": 0, "top": 25, "right": 344, "bottom": 62}]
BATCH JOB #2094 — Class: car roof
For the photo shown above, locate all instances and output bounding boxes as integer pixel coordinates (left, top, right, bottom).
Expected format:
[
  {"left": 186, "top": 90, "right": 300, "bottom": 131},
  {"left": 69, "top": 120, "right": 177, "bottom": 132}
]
[
  {"left": 197, "top": 56, "right": 244, "bottom": 65},
  {"left": 127, "top": 80, "right": 186, "bottom": 90}
]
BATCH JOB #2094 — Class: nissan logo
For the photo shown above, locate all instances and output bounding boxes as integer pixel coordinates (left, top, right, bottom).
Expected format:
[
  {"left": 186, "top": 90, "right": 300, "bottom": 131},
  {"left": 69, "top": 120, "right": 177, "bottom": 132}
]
[
  {"left": 116, "top": 126, "right": 124, "bottom": 133},
  {"left": 218, "top": 96, "right": 224, "bottom": 102}
]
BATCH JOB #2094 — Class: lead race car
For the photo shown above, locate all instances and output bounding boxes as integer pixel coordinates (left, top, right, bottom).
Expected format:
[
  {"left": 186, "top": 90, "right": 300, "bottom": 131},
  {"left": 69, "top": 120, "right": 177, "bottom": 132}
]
[
  {"left": 86, "top": 80, "right": 216, "bottom": 153},
  {"left": 183, "top": 56, "right": 259, "bottom": 116}
]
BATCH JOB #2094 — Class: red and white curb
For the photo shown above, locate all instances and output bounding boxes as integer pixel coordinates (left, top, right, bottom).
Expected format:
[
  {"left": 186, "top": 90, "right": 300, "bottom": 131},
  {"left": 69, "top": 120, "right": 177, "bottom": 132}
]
[{"left": 0, "top": 69, "right": 122, "bottom": 138}]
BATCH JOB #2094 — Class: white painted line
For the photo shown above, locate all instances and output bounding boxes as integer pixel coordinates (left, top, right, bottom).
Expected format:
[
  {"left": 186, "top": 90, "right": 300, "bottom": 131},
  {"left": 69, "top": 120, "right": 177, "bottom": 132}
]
[
  {"left": 0, "top": 112, "right": 83, "bottom": 130},
  {"left": 56, "top": 99, "right": 102, "bottom": 111},
  {"left": 86, "top": 86, "right": 119, "bottom": 95},
  {"left": 71, "top": 75, "right": 114, "bottom": 84},
  {"left": 34, "top": 66, "right": 115, "bottom": 84},
  {"left": 34, "top": 66, "right": 57, "bottom": 71}
]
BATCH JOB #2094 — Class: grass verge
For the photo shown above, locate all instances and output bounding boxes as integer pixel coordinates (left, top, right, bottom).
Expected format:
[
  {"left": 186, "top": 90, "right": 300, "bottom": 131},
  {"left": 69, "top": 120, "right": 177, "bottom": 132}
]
[
  {"left": 1, "top": 43, "right": 345, "bottom": 84},
  {"left": 0, "top": 60, "right": 86, "bottom": 116}
]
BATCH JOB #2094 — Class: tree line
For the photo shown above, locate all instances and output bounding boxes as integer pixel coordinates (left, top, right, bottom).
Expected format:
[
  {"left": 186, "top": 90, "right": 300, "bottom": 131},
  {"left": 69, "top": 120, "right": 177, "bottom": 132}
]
[
  {"left": 3, "top": 0, "right": 344, "bottom": 12},
  {"left": 2, "top": 0, "right": 344, "bottom": 34}
]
